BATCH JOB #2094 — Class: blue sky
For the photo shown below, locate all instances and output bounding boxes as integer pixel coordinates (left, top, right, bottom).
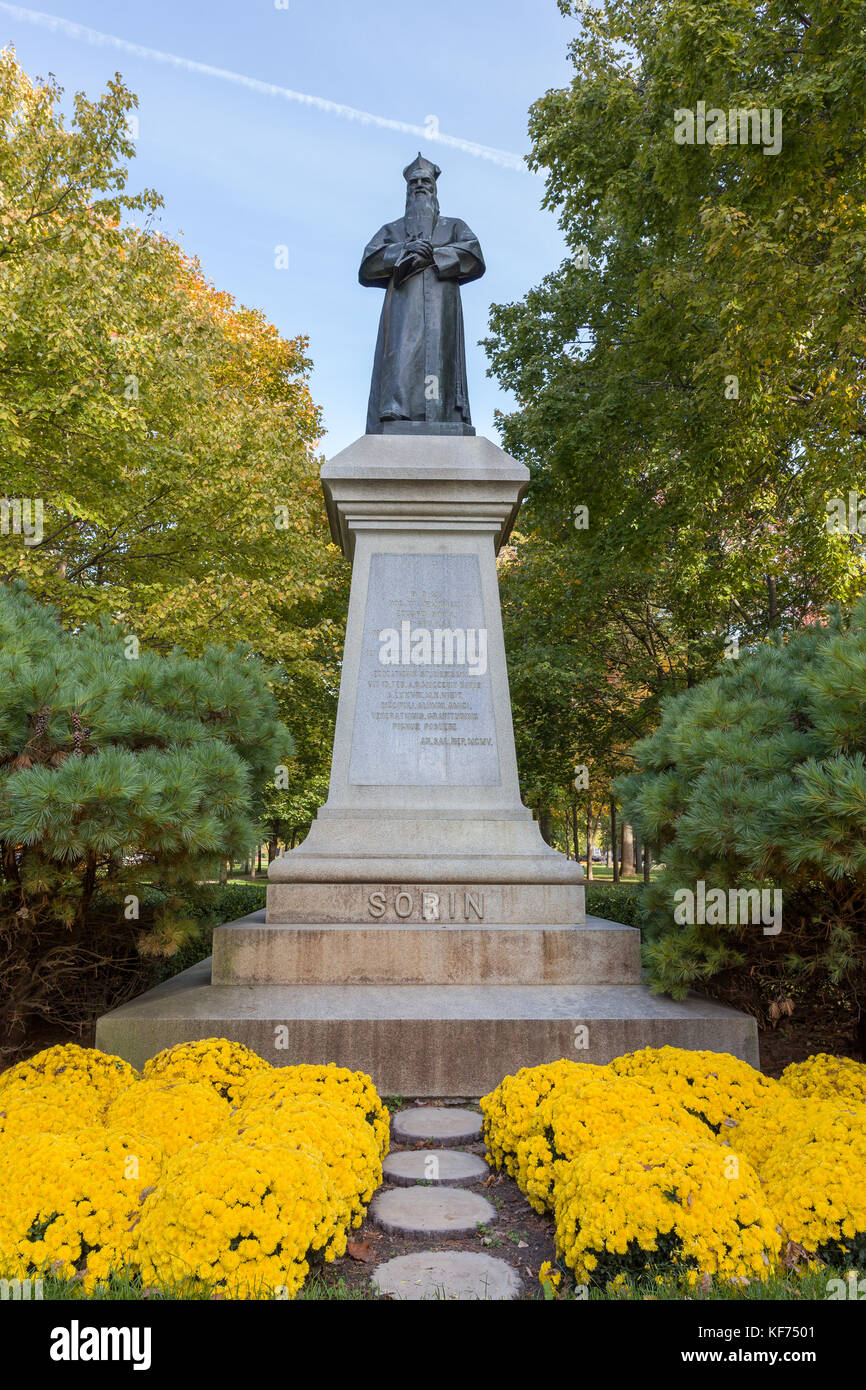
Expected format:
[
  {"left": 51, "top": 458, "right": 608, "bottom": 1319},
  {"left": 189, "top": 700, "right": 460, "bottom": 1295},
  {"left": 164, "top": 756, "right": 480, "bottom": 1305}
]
[{"left": 1, "top": 0, "right": 580, "bottom": 453}]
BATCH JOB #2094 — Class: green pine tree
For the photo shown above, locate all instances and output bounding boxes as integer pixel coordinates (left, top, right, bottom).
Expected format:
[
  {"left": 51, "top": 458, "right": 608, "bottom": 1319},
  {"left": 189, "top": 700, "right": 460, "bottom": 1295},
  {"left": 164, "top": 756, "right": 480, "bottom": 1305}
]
[
  {"left": 618, "top": 597, "right": 866, "bottom": 1048},
  {"left": 0, "top": 582, "right": 293, "bottom": 1051}
]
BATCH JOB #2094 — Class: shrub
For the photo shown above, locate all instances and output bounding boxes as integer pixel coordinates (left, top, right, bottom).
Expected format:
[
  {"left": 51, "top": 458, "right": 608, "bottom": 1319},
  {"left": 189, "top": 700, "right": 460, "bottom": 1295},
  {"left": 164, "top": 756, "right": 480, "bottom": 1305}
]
[
  {"left": 585, "top": 882, "right": 646, "bottom": 929},
  {"left": 554, "top": 1124, "right": 780, "bottom": 1285},
  {"left": 134, "top": 1139, "right": 340, "bottom": 1299},
  {"left": 233, "top": 1096, "right": 382, "bottom": 1228},
  {"left": 780, "top": 1053, "right": 866, "bottom": 1105},
  {"left": 0, "top": 1043, "right": 137, "bottom": 1102},
  {"left": 480, "top": 1060, "right": 605, "bottom": 1175},
  {"left": 727, "top": 1090, "right": 866, "bottom": 1174},
  {"left": 0, "top": 584, "right": 292, "bottom": 1057},
  {"left": 760, "top": 1130, "right": 866, "bottom": 1268},
  {"left": 0, "top": 1125, "right": 163, "bottom": 1292},
  {"left": 0, "top": 1041, "right": 389, "bottom": 1298},
  {"left": 0, "top": 1080, "right": 105, "bottom": 1136},
  {"left": 514, "top": 1072, "right": 707, "bottom": 1213},
  {"left": 142, "top": 1038, "right": 271, "bottom": 1105},
  {"left": 617, "top": 601, "right": 866, "bottom": 1038},
  {"left": 238, "top": 1064, "right": 391, "bottom": 1159},
  {"left": 610, "top": 1046, "right": 780, "bottom": 1132},
  {"left": 105, "top": 1079, "right": 231, "bottom": 1157}
]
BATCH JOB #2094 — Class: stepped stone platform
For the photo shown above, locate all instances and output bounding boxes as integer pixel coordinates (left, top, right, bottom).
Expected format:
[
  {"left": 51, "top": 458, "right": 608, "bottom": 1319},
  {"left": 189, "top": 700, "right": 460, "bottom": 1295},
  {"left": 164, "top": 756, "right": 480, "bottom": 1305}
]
[
  {"left": 96, "top": 911, "right": 759, "bottom": 1090},
  {"left": 210, "top": 910, "right": 641, "bottom": 986}
]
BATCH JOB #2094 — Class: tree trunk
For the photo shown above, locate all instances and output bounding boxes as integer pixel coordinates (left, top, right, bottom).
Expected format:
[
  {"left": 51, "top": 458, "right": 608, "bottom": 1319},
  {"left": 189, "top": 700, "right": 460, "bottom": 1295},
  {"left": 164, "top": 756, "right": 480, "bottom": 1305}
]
[
  {"left": 538, "top": 809, "right": 553, "bottom": 846},
  {"left": 610, "top": 798, "right": 620, "bottom": 883},
  {"left": 643, "top": 845, "right": 652, "bottom": 884},
  {"left": 767, "top": 574, "right": 779, "bottom": 625},
  {"left": 585, "top": 808, "right": 593, "bottom": 881},
  {"left": 219, "top": 859, "right": 228, "bottom": 885},
  {"left": 267, "top": 836, "right": 278, "bottom": 864},
  {"left": 621, "top": 821, "right": 635, "bottom": 878}
]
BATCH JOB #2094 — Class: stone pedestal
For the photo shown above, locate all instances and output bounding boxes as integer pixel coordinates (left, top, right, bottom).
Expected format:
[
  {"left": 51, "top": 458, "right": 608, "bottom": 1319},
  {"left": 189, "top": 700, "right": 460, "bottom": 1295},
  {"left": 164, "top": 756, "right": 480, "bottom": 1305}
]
[
  {"left": 96, "top": 434, "right": 759, "bottom": 1088},
  {"left": 269, "top": 433, "right": 582, "bottom": 892}
]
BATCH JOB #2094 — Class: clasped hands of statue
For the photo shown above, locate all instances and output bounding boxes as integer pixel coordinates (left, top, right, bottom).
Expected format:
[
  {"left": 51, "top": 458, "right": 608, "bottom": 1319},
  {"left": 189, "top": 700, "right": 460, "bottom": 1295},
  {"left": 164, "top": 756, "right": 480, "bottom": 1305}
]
[{"left": 393, "top": 237, "right": 436, "bottom": 284}]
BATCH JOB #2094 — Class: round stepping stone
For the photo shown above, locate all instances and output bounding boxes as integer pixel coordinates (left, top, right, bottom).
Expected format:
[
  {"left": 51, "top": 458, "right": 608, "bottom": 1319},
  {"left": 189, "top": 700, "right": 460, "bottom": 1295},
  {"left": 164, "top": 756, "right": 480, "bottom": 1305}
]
[
  {"left": 383, "top": 1148, "right": 489, "bottom": 1188},
  {"left": 391, "top": 1106, "right": 482, "bottom": 1146},
  {"left": 370, "top": 1185, "right": 495, "bottom": 1237},
  {"left": 372, "top": 1251, "right": 521, "bottom": 1301}
]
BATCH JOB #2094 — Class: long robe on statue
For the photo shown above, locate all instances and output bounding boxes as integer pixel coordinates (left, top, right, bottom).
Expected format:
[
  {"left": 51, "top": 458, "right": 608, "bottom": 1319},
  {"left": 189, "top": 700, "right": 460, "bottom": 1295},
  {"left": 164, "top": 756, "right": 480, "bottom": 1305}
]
[{"left": 359, "top": 216, "right": 485, "bottom": 433}]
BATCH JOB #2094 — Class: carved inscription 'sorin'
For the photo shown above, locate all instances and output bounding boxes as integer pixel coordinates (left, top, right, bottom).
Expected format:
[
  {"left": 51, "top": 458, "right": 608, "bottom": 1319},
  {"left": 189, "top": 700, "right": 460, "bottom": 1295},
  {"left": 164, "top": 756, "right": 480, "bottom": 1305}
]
[{"left": 367, "top": 889, "right": 485, "bottom": 922}]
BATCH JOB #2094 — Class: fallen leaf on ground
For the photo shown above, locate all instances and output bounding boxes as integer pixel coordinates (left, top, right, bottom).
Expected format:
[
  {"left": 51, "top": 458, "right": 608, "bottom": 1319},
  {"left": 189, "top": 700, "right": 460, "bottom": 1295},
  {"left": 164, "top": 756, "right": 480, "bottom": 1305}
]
[{"left": 346, "top": 1240, "right": 376, "bottom": 1262}]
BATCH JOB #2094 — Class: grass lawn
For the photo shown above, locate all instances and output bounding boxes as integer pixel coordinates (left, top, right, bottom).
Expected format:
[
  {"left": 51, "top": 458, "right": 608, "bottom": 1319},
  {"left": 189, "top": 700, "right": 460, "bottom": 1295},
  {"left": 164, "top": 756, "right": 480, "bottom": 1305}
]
[
  {"left": 24, "top": 1264, "right": 847, "bottom": 1302},
  {"left": 580, "top": 866, "right": 663, "bottom": 882}
]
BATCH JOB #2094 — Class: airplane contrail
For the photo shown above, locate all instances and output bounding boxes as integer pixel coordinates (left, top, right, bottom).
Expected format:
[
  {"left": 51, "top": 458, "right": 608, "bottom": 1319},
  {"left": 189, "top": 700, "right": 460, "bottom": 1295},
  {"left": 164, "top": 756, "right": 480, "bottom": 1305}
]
[{"left": 0, "top": 3, "right": 535, "bottom": 174}]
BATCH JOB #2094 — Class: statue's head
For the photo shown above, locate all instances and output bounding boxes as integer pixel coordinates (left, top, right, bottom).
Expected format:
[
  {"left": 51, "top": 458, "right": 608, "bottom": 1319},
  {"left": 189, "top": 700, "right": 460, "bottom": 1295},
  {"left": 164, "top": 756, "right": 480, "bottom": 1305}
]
[{"left": 403, "top": 152, "right": 440, "bottom": 224}]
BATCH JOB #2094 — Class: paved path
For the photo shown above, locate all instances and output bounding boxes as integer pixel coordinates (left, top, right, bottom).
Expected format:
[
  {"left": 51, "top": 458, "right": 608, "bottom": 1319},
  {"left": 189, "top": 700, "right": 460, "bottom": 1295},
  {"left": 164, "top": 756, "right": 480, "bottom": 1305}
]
[{"left": 370, "top": 1105, "right": 522, "bottom": 1301}]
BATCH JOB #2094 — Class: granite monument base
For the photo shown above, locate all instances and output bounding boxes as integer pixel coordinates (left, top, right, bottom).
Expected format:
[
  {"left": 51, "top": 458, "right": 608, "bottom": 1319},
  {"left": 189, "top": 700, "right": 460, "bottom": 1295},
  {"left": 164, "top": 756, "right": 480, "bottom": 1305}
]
[{"left": 96, "top": 908, "right": 760, "bottom": 1090}]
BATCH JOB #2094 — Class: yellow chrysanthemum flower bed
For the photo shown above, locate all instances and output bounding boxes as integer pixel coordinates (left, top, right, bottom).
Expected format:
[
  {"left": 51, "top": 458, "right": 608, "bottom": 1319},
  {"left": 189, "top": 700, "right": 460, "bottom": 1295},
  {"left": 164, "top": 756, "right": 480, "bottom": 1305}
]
[
  {"left": 105, "top": 1078, "right": 232, "bottom": 1157},
  {"left": 237, "top": 1063, "right": 391, "bottom": 1159},
  {"left": 0, "top": 1079, "right": 106, "bottom": 1136},
  {"left": 0, "top": 1043, "right": 138, "bottom": 1103},
  {"left": 727, "top": 1091, "right": 866, "bottom": 1174},
  {"left": 482, "top": 1049, "right": 866, "bottom": 1281},
  {"left": 480, "top": 1060, "right": 607, "bottom": 1176},
  {"left": 553, "top": 1123, "right": 781, "bottom": 1285},
  {"left": 135, "top": 1137, "right": 342, "bottom": 1298},
  {"left": 514, "top": 1073, "right": 709, "bottom": 1213},
  {"left": 0, "top": 1040, "right": 390, "bottom": 1297},
  {"left": 780, "top": 1053, "right": 866, "bottom": 1106},
  {"left": 0, "top": 1125, "right": 163, "bottom": 1293},
  {"left": 142, "top": 1037, "right": 271, "bottom": 1104},
  {"left": 233, "top": 1095, "right": 383, "bottom": 1229},
  {"left": 760, "top": 1130, "right": 866, "bottom": 1267},
  {"left": 610, "top": 1046, "right": 781, "bottom": 1131}
]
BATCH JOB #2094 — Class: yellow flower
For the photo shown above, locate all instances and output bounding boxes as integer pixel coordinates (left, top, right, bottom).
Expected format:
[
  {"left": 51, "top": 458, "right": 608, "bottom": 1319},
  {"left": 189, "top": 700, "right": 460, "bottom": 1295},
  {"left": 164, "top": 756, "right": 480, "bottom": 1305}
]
[
  {"left": 480, "top": 1061, "right": 608, "bottom": 1176},
  {"left": 538, "top": 1261, "right": 562, "bottom": 1297},
  {"left": 106, "top": 1077, "right": 231, "bottom": 1156},
  {"left": 610, "top": 1046, "right": 780, "bottom": 1132},
  {"left": 237, "top": 1064, "right": 390, "bottom": 1159},
  {"left": 135, "top": 1137, "right": 341, "bottom": 1297},
  {"left": 553, "top": 1123, "right": 780, "bottom": 1285},
  {"left": 0, "top": 1125, "right": 163, "bottom": 1293},
  {"left": 780, "top": 1054, "right": 866, "bottom": 1106},
  {"left": 143, "top": 1038, "right": 271, "bottom": 1104},
  {"left": 0, "top": 1044, "right": 138, "bottom": 1104}
]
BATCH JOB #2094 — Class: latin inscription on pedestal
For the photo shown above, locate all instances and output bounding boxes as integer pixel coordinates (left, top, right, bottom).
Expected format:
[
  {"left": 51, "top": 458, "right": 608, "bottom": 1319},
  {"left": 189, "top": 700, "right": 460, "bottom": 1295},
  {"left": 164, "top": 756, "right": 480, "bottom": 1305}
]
[{"left": 349, "top": 552, "right": 501, "bottom": 786}]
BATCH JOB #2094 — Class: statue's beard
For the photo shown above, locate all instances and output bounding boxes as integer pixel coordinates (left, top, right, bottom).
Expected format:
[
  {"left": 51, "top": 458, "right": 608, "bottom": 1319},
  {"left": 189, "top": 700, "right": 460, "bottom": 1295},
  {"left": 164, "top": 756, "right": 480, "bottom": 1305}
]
[{"left": 404, "top": 190, "right": 438, "bottom": 240}]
